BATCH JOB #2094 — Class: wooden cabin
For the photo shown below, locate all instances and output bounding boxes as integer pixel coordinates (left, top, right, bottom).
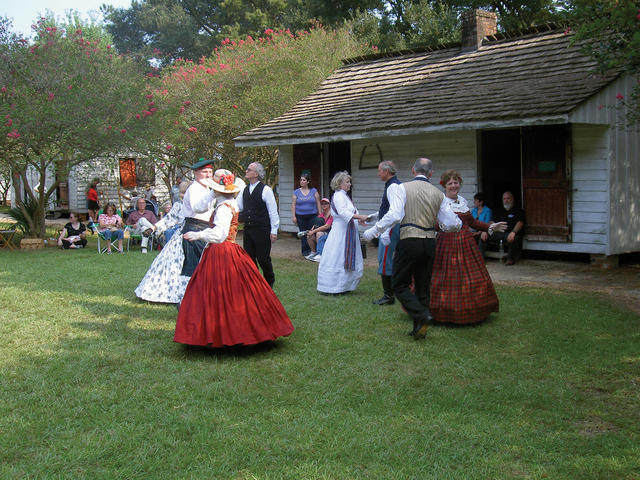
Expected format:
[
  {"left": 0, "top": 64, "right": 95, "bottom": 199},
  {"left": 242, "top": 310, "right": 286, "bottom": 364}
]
[
  {"left": 235, "top": 10, "right": 640, "bottom": 265},
  {"left": 12, "top": 154, "right": 171, "bottom": 218}
]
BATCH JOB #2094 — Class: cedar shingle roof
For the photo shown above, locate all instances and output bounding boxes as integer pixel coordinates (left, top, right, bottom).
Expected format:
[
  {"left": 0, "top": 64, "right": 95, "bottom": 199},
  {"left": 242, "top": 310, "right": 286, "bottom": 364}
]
[{"left": 234, "top": 29, "right": 618, "bottom": 146}]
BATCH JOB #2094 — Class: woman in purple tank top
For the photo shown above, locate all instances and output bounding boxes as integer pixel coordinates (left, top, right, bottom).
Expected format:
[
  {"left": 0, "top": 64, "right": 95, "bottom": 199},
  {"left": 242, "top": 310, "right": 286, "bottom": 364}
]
[{"left": 291, "top": 172, "right": 321, "bottom": 257}]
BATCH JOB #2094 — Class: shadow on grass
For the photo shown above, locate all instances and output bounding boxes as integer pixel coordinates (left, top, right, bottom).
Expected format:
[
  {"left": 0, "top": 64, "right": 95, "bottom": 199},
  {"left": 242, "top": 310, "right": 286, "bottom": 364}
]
[{"left": 177, "top": 341, "right": 286, "bottom": 358}]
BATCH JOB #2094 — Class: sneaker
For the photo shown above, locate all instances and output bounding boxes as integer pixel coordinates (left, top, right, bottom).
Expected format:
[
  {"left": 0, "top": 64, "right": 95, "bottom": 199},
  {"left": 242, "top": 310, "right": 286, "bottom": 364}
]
[
  {"left": 312, "top": 254, "right": 321, "bottom": 262},
  {"left": 304, "top": 252, "right": 317, "bottom": 260},
  {"left": 297, "top": 231, "right": 308, "bottom": 239},
  {"left": 141, "top": 248, "right": 147, "bottom": 254}
]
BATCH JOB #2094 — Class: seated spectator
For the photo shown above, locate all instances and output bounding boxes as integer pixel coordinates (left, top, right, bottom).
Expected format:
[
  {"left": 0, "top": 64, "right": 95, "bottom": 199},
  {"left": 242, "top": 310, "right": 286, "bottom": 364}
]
[
  {"left": 125, "top": 197, "right": 158, "bottom": 253},
  {"left": 98, "top": 203, "right": 125, "bottom": 254},
  {"left": 148, "top": 194, "right": 159, "bottom": 216},
  {"left": 479, "top": 191, "right": 525, "bottom": 265},
  {"left": 57, "top": 213, "right": 87, "bottom": 249},
  {"left": 470, "top": 192, "right": 492, "bottom": 240},
  {"left": 159, "top": 202, "right": 172, "bottom": 218},
  {"left": 304, "top": 197, "right": 333, "bottom": 262},
  {"left": 120, "top": 190, "right": 140, "bottom": 218}
]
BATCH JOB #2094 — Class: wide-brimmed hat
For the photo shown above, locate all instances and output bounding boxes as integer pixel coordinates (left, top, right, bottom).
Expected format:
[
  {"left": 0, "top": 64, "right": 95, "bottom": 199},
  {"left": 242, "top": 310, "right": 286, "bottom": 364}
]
[
  {"left": 190, "top": 158, "right": 215, "bottom": 170},
  {"left": 212, "top": 169, "right": 242, "bottom": 194}
]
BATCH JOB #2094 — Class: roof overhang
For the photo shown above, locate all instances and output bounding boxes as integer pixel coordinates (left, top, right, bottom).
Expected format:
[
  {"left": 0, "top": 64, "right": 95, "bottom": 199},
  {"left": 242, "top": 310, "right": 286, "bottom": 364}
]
[{"left": 234, "top": 114, "right": 570, "bottom": 147}]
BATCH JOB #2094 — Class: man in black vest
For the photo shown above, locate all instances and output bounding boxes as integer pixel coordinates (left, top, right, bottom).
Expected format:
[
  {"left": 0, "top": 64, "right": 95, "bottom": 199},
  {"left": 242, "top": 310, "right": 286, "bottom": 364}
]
[
  {"left": 372, "top": 160, "right": 401, "bottom": 305},
  {"left": 237, "top": 162, "right": 279, "bottom": 287}
]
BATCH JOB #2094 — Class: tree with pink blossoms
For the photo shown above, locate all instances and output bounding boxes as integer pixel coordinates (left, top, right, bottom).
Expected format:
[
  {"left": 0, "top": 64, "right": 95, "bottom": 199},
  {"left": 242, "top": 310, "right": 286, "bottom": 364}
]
[
  {"left": 0, "top": 17, "right": 154, "bottom": 238},
  {"left": 147, "top": 25, "right": 374, "bottom": 186}
]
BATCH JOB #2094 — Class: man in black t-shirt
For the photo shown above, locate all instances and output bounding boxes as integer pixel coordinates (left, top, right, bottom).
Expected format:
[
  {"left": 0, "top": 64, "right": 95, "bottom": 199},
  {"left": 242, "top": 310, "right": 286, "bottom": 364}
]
[{"left": 479, "top": 191, "right": 525, "bottom": 265}]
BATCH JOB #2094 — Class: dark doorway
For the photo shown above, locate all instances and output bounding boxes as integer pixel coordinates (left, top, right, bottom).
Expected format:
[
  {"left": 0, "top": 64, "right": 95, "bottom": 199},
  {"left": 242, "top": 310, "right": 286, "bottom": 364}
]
[
  {"left": 480, "top": 129, "right": 522, "bottom": 212},
  {"left": 327, "top": 141, "right": 351, "bottom": 198},
  {"left": 481, "top": 126, "right": 571, "bottom": 242}
]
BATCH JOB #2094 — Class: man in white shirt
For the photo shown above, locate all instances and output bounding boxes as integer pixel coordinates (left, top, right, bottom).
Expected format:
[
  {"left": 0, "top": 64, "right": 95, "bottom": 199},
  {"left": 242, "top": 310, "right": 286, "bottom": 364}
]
[
  {"left": 363, "top": 157, "right": 444, "bottom": 339},
  {"left": 237, "top": 162, "right": 279, "bottom": 287},
  {"left": 180, "top": 159, "right": 217, "bottom": 277}
]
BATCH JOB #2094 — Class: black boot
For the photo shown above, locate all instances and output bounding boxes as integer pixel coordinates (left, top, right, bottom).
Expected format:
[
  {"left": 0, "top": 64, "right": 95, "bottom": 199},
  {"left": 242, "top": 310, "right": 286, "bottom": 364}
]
[
  {"left": 372, "top": 275, "right": 395, "bottom": 305},
  {"left": 408, "top": 313, "right": 431, "bottom": 338}
]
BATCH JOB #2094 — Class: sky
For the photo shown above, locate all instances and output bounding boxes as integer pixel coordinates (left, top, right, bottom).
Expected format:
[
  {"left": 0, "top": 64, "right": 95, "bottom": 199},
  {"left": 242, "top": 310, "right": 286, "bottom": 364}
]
[{"left": 1, "top": 0, "right": 132, "bottom": 38}]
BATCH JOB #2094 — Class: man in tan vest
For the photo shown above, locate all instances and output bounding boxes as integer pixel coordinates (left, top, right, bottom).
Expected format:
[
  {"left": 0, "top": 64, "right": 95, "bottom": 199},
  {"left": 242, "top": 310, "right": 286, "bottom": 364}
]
[{"left": 363, "top": 157, "right": 444, "bottom": 338}]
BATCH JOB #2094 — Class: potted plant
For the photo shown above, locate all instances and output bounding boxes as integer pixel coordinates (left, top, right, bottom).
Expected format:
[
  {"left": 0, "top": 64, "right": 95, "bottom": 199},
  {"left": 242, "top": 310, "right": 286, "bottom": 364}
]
[{"left": 8, "top": 197, "right": 44, "bottom": 249}]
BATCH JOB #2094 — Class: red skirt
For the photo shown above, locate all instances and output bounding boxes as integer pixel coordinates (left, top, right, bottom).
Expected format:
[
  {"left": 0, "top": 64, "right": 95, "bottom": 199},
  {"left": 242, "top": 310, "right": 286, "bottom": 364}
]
[
  {"left": 430, "top": 230, "right": 499, "bottom": 324},
  {"left": 174, "top": 241, "right": 294, "bottom": 347}
]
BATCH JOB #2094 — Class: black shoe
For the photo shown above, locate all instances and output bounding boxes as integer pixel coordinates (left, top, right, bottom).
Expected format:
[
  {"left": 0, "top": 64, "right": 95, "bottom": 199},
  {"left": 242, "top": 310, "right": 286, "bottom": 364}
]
[
  {"left": 408, "top": 314, "right": 431, "bottom": 338},
  {"left": 372, "top": 295, "right": 394, "bottom": 305},
  {"left": 413, "top": 322, "right": 428, "bottom": 339},
  {"left": 408, "top": 319, "right": 420, "bottom": 336}
]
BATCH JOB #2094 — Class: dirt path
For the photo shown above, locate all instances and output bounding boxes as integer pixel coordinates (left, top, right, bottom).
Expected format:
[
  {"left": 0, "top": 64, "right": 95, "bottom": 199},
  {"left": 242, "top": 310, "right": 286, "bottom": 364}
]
[{"left": 267, "top": 232, "right": 640, "bottom": 315}]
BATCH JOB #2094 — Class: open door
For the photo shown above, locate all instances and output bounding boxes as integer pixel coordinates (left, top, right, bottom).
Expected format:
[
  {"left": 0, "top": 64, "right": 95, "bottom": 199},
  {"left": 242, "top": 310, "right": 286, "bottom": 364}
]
[{"left": 522, "top": 125, "right": 571, "bottom": 242}]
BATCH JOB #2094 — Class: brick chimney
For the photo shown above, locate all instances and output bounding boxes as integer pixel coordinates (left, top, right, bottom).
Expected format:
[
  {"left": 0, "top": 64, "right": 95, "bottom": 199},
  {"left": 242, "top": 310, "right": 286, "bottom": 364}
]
[{"left": 461, "top": 9, "right": 497, "bottom": 50}]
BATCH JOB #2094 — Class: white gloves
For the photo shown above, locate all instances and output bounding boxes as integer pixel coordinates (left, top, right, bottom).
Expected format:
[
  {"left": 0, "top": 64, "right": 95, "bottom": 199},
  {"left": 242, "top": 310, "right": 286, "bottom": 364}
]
[
  {"left": 183, "top": 231, "right": 204, "bottom": 241},
  {"left": 380, "top": 230, "right": 391, "bottom": 246},
  {"left": 362, "top": 226, "right": 379, "bottom": 242}
]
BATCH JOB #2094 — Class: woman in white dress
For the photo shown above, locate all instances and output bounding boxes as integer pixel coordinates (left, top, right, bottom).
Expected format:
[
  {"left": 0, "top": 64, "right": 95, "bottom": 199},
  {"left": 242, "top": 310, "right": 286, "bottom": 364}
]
[
  {"left": 134, "top": 181, "right": 192, "bottom": 303},
  {"left": 317, "top": 171, "right": 368, "bottom": 294}
]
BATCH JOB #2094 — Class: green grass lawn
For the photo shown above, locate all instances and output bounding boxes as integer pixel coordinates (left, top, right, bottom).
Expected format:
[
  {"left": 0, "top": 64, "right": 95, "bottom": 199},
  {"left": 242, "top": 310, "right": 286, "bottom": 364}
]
[{"left": 1, "top": 240, "right": 638, "bottom": 479}]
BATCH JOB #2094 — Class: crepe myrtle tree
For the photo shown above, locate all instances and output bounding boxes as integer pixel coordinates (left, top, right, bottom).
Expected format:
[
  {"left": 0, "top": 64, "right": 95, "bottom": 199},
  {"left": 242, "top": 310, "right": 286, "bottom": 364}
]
[
  {"left": 568, "top": 0, "right": 640, "bottom": 124},
  {"left": 0, "top": 17, "right": 154, "bottom": 238},
  {"left": 147, "top": 24, "right": 374, "bottom": 186}
]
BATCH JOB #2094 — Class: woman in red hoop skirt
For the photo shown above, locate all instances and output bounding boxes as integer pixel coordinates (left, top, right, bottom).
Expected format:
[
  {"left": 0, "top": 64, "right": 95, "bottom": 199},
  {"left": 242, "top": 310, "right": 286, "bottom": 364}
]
[
  {"left": 174, "top": 169, "right": 293, "bottom": 347},
  {"left": 429, "top": 169, "right": 506, "bottom": 325}
]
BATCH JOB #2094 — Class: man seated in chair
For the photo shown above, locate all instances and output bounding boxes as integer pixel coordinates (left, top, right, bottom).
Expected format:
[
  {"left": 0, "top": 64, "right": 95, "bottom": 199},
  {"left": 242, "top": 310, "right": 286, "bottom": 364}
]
[
  {"left": 125, "top": 197, "right": 158, "bottom": 253},
  {"left": 478, "top": 191, "right": 525, "bottom": 266}
]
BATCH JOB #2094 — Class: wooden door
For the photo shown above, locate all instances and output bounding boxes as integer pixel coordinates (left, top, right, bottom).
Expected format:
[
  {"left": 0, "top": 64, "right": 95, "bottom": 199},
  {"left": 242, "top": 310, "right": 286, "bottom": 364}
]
[{"left": 522, "top": 125, "right": 571, "bottom": 242}]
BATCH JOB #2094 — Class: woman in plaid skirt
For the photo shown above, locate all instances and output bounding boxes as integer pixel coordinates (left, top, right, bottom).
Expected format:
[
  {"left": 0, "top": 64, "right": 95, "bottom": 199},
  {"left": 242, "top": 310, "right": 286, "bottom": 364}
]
[{"left": 430, "top": 170, "right": 506, "bottom": 324}]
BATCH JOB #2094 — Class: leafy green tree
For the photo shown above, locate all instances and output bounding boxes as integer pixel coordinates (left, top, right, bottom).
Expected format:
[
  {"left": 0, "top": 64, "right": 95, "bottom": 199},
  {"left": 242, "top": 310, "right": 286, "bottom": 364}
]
[
  {"left": 352, "top": 1, "right": 567, "bottom": 51},
  {"left": 103, "top": 0, "right": 303, "bottom": 64},
  {"left": 568, "top": 0, "right": 640, "bottom": 123},
  {"left": 0, "top": 17, "right": 153, "bottom": 238},
  {"left": 103, "top": 0, "right": 386, "bottom": 63},
  {"left": 447, "top": 1, "right": 567, "bottom": 30}
]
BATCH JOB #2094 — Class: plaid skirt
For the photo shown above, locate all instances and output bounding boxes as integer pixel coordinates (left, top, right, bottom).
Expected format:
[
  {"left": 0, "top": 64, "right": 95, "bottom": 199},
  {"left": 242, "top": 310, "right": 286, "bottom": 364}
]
[{"left": 430, "top": 230, "right": 499, "bottom": 324}]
